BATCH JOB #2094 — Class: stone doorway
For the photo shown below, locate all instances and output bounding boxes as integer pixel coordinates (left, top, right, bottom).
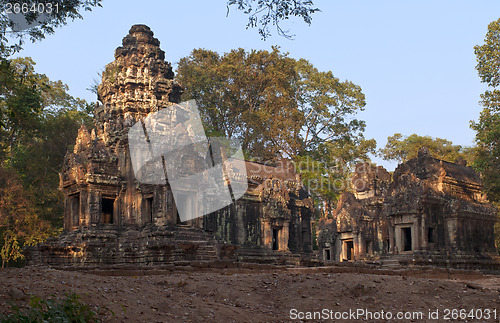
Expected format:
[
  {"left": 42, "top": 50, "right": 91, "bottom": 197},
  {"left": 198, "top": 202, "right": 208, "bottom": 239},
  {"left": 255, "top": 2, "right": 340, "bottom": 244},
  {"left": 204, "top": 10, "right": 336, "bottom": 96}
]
[
  {"left": 402, "top": 227, "right": 412, "bottom": 251},
  {"left": 272, "top": 228, "right": 280, "bottom": 250},
  {"left": 343, "top": 239, "right": 354, "bottom": 261},
  {"left": 101, "top": 198, "right": 114, "bottom": 224},
  {"left": 323, "top": 248, "right": 331, "bottom": 261}
]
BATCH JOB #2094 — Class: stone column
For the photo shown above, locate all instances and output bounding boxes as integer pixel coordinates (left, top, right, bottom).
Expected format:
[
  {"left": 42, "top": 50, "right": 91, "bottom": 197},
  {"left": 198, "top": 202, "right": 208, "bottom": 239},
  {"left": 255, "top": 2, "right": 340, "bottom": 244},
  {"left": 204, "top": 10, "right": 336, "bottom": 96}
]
[
  {"left": 394, "top": 226, "right": 401, "bottom": 254},
  {"left": 280, "top": 223, "right": 290, "bottom": 251},
  {"left": 421, "top": 213, "right": 428, "bottom": 250},
  {"left": 236, "top": 205, "right": 246, "bottom": 245},
  {"left": 262, "top": 221, "right": 272, "bottom": 249}
]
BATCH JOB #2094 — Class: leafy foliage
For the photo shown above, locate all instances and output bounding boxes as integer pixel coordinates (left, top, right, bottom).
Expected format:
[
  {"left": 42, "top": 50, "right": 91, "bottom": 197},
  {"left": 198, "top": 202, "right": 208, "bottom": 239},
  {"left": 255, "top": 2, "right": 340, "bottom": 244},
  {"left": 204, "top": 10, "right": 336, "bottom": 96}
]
[
  {"left": 226, "top": 0, "right": 320, "bottom": 40},
  {"left": 379, "top": 133, "right": 472, "bottom": 164},
  {"left": 0, "top": 167, "right": 52, "bottom": 267},
  {"left": 177, "top": 47, "right": 373, "bottom": 215},
  {"left": 178, "top": 47, "right": 302, "bottom": 161},
  {"left": 0, "top": 293, "right": 99, "bottom": 322},
  {"left": 0, "top": 0, "right": 102, "bottom": 58},
  {"left": 472, "top": 18, "right": 500, "bottom": 204},
  {"left": 0, "top": 57, "right": 92, "bottom": 266},
  {"left": 0, "top": 58, "right": 43, "bottom": 162}
]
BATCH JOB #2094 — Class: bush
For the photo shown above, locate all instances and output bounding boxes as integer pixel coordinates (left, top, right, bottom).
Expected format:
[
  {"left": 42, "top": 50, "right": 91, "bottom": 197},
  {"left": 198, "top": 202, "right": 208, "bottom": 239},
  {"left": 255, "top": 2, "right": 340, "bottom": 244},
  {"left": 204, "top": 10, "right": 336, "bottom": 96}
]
[{"left": 0, "top": 292, "right": 99, "bottom": 322}]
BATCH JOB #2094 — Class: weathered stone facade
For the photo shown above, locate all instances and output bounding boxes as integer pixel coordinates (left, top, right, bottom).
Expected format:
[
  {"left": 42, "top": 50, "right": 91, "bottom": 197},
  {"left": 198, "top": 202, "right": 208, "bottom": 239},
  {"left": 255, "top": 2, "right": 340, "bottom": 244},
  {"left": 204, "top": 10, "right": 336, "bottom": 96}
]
[
  {"left": 318, "top": 148, "right": 499, "bottom": 269},
  {"left": 25, "top": 25, "right": 314, "bottom": 267}
]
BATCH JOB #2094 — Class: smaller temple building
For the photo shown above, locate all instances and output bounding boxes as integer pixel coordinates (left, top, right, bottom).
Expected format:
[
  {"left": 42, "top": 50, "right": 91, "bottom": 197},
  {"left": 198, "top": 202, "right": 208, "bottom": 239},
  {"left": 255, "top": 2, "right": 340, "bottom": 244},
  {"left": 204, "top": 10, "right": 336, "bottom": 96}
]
[{"left": 318, "top": 147, "right": 498, "bottom": 269}]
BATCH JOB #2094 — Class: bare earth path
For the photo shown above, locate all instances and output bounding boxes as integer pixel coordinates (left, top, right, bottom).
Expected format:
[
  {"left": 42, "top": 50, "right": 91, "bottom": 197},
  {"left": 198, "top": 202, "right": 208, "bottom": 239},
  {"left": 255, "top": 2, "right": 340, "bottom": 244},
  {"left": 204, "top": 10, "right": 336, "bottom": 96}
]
[{"left": 1, "top": 266, "right": 499, "bottom": 322}]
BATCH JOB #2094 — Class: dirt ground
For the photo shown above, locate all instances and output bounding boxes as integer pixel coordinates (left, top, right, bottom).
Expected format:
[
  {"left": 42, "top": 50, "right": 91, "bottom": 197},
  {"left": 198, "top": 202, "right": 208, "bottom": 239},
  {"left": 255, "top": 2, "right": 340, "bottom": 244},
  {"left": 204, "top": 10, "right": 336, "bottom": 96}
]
[{"left": 1, "top": 266, "right": 500, "bottom": 322}]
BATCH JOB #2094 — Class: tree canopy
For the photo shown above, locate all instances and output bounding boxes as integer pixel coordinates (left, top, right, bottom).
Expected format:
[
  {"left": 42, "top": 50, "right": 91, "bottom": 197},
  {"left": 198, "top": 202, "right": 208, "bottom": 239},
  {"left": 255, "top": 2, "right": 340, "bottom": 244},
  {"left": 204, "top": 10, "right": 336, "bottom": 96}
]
[
  {"left": 176, "top": 47, "right": 374, "bottom": 215},
  {"left": 472, "top": 18, "right": 500, "bottom": 204},
  {"left": 0, "top": 0, "right": 102, "bottom": 58},
  {"left": 226, "top": 0, "right": 320, "bottom": 40},
  {"left": 0, "top": 57, "right": 92, "bottom": 265},
  {"left": 379, "top": 133, "right": 473, "bottom": 164}
]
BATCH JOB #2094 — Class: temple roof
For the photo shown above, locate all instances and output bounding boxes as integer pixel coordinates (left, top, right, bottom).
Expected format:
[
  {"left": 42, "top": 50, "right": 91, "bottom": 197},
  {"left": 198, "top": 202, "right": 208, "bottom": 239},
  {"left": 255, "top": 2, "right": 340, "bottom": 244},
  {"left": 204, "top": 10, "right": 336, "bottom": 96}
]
[{"left": 438, "top": 159, "right": 482, "bottom": 186}]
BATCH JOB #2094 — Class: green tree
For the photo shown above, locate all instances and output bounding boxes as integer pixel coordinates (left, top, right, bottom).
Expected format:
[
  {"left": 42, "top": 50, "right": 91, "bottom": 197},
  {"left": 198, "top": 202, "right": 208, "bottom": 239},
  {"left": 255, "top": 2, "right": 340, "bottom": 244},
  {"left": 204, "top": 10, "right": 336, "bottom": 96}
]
[
  {"left": 0, "top": 57, "right": 91, "bottom": 262},
  {"left": 0, "top": 0, "right": 102, "bottom": 58},
  {"left": 472, "top": 18, "right": 500, "bottom": 204},
  {"left": 177, "top": 47, "right": 302, "bottom": 161},
  {"left": 226, "top": 0, "right": 320, "bottom": 40},
  {"left": 0, "top": 167, "right": 51, "bottom": 267},
  {"left": 177, "top": 47, "right": 373, "bottom": 216},
  {"left": 13, "top": 107, "right": 92, "bottom": 227},
  {"left": 379, "top": 133, "right": 471, "bottom": 164},
  {"left": 0, "top": 57, "right": 44, "bottom": 163}
]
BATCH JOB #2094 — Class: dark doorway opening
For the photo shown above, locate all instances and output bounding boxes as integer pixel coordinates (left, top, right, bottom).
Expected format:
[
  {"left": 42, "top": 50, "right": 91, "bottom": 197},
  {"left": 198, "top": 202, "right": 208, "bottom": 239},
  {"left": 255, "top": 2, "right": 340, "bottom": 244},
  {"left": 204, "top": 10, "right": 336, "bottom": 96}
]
[
  {"left": 345, "top": 240, "right": 354, "bottom": 261},
  {"left": 324, "top": 248, "right": 331, "bottom": 261},
  {"left": 101, "top": 198, "right": 114, "bottom": 224},
  {"left": 427, "top": 227, "right": 435, "bottom": 243},
  {"left": 402, "top": 227, "right": 412, "bottom": 251},
  {"left": 272, "top": 229, "right": 279, "bottom": 250}
]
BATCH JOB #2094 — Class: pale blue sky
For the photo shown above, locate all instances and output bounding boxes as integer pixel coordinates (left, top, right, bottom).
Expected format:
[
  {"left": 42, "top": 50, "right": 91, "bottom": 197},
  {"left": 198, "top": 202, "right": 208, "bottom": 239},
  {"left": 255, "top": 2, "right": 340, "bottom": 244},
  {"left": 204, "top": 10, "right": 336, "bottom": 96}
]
[{"left": 11, "top": 1, "right": 500, "bottom": 170}]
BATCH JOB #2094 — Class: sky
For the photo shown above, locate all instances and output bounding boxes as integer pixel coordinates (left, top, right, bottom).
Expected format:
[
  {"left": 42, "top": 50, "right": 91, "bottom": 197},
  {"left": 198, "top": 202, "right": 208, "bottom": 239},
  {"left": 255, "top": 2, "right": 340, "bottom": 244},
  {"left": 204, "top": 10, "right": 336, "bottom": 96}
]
[{"left": 9, "top": 1, "right": 500, "bottom": 171}]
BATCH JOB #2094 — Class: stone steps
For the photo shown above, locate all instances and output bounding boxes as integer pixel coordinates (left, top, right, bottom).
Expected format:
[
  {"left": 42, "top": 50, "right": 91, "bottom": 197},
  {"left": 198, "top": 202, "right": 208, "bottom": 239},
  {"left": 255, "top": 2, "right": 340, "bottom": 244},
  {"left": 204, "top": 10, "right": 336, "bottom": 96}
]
[
  {"left": 381, "top": 259, "right": 400, "bottom": 268},
  {"left": 380, "top": 254, "right": 414, "bottom": 268}
]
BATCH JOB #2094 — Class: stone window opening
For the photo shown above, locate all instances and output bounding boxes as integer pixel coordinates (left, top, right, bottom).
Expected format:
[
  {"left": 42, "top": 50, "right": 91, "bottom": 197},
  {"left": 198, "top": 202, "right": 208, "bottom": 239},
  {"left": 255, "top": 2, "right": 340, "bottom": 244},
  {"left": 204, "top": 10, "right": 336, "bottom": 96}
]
[{"left": 101, "top": 198, "right": 114, "bottom": 224}]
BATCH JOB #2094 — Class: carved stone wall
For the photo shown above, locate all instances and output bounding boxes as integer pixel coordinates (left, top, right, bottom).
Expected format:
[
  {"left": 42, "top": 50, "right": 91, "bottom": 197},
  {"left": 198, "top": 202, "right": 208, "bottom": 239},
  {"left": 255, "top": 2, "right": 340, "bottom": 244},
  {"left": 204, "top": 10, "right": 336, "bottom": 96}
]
[
  {"left": 26, "top": 25, "right": 315, "bottom": 268},
  {"left": 318, "top": 147, "right": 498, "bottom": 269}
]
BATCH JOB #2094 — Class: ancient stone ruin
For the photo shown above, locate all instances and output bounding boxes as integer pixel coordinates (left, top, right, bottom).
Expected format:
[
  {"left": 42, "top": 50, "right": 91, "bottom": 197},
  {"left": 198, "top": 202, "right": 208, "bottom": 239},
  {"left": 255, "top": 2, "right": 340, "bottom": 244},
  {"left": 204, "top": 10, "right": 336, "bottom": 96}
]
[
  {"left": 25, "top": 25, "right": 314, "bottom": 268},
  {"left": 318, "top": 147, "right": 499, "bottom": 270}
]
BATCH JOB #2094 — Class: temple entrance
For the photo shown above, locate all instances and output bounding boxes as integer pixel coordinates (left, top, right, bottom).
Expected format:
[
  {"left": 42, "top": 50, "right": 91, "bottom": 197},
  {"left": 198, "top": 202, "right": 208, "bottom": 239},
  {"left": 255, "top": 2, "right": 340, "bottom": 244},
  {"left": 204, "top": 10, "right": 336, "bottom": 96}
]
[
  {"left": 402, "top": 227, "right": 412, "bottom": 251},
  {"left": 324, "top": 248, "right": 331, "bottom": 261},
  {"left": 272, "top": 228, "right": 279, "bottom": 250},
  {"left": 428, "top": 227, "right": 435, "bottom": 243},
  {"left": 101, "top": 198, "right": 114, "bottom": 224},
  {"left": 342, "top": 239, "right": 354, "bottom": 261}
]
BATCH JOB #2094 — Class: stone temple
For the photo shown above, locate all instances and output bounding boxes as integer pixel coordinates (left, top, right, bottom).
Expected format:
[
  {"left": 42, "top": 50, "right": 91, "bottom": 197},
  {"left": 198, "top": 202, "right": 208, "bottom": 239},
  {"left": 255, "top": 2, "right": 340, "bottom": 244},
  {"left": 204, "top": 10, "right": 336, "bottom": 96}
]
[
  {"left": 25, "top": 25, "right": 314, "bottom": 267},
  {"left": 318, "top": 147, "right": 499, "bottom": 270}
]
